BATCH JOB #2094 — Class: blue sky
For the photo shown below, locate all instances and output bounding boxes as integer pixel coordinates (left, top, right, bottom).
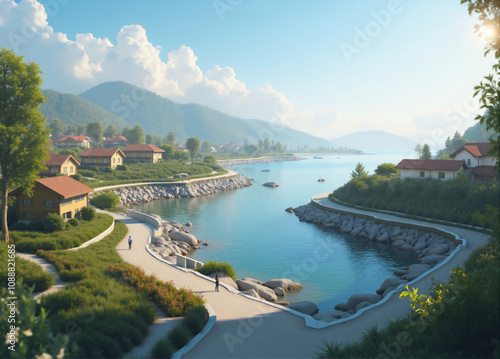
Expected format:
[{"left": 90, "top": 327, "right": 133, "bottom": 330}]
[{"left": 1, "top": 0, "right": 495, "bottom": 145}]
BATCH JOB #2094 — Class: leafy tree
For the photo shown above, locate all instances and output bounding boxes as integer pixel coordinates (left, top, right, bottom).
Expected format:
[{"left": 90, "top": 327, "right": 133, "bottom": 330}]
[
  {"left": 0, "top": 48, "right": 49, "bottom": 243},
  {"left": 275, "top": 141, "right": 283, "bottom": 154},
  {"left": 166, "top": 131, "right": 176, "bottom": 146},
  {"left": 49, "top": 118, "right": 66, "bottom": 138},
  {"left": 421, "top": 144, "right": 432, "bottom": 159},
  {"left": 351, "top": 162, "right": 368, "bottom": 179},
  {"left": 153, "top": 135, "right": 162, "bottom": 146},
  {"left": 375, "top": 163, "right": 399, "bottom": 177},
  {"left": 244, "top": 144, "right": 258, "bottom": 155},
  {"left": 159, "top": 144, "right": 175, "bottom": 161},
  {"left": 173, "top": 150, "right": 190, "bottom": 163},
  {"left": 86, "top": 121, "right": 103, "bottom": 147},
  {"left": 104, "top": 124, "right": 118, "bottom": 138},
  {"left": 80, "top": 206, "right": 95, "bottom": 221},
  {"left": 75, "top": 124, "right": 86, "bottom": 136},
  {"left": 90, "top": 192, "right": 120, "bottom": 210},
  {"left": 128, "top": 125, "right": 146, "bottom": 144},
  {"left": 122, "top": 126, "right": 131, "bottom": 138},
  {"left": 263, "top": 137, "right": 271, "bottom": 152},
  {"left": 186, "top": 137, "right": 200, "bottom": 163},
  {"left": 146, "top": 134, "right": 154, "bottom": 144},
  {"left": 42, "top": 213, "right": 65, "bottom": 232},
  {"left": 201, "top": 140, "right": 211, "bottom": 153}
]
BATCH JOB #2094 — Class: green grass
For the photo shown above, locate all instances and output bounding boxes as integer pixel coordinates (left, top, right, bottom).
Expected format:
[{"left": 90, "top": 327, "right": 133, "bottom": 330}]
[
  {"left": 332, "top": 176, "right": 499, "bottom": 228},
  {"left": 0, "top": 242, "right": 55, "bottom": 292},
  {"left": 11, "top": 213, "right": 114, "bottom": 253},
  {"left": 196, "top": 260, "right": 237, "bottom": 281}
]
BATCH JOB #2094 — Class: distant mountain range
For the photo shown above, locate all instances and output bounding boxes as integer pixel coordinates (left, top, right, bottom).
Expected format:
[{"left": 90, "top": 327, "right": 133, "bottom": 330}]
[
  {"left": 330, "top": 131, "right": 416, "bottom": 151},
  {"left": 40, "top": 81, "right": 333, "bottom": 148}
]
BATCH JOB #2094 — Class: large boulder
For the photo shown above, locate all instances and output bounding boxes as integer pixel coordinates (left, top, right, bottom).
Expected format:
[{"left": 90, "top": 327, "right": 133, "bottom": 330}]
[
  {"left": 421, "top": 254, "right": 445, "bottom": 266},
  {"left": 208, "top": 272, "right": 238, "bottom": 290},
  {"left": 242, "top": 289, "right": 260, "bottom": 299},
  {"left": 263, "top": 182, "right": 279, "bottom": 187},
  {"left": 263, "top": 279, "right": 303, "bottom": 292},
  {"left": 169, "top": 231, "right": 200, "bottom": 247},
  {"left": 313, "top": 311, "right": 351, "bottom": 322},
  {"left": 335, "top": 294, "right": 381, "bottom": 312},
  {"left": 429, "top": 243, "right": 450, "bottom": 256},
  {"left": 405, "top": 263, "right": 432, "bottom": 281},
  {"left": 376, "top": 278, "right": 407, "bottom": 295},
  {"left": 273, "top": 287, "right": 286, "bottom": 296},
  {"left": 236, "top": 279, "right": 278, "bottom": 302},
  {"left": 241, "top": 277, "right": 264, "bottom": 285},
  {"left": 287, "top": 301, "right": 319, "bottom": 316}
]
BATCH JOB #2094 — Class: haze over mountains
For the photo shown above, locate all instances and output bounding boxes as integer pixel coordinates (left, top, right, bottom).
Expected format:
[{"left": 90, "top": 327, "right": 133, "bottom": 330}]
[{"left": 41, "top": 81, "right": 333, "bottom": 148}]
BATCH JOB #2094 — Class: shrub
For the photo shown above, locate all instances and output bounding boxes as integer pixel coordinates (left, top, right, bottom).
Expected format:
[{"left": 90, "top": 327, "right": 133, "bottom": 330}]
[
  {"left": 10, "top": 222, "right": 27, "bottom": 231},
  {"left": 68, "top": 218, "right": 79, "bottom": 226},
  {"left": 28, "top": 220, "right": 43, "bottom": 231},
  {"left": 80, "top": 206, "right": 96, "bottom": 221},
  {"left": 116, "top": 164, "right": 128, "bottom": 171},
  {"left": 79, "top": 170, "right": 98, "bottom": 178},
  {"left": 90, "top": 192, "right": 120, "bottom": 210},
  {"left": 184, "top": 306, "right": 209, "bottom": 335},
  {"left": 150, "top": 337, "right": 174, "bottom": 359},
  {"left": 196, "top": 261, "right": 237, "bottom": 281},
  {"left": 43, "top": 213, "right": 66, "bottom": 232},
  {"left": 167, "top": 324, "right": 191, "bottom": 350},
  {"left": 71, "top": 174, "right": 82, "bottom": 181}
]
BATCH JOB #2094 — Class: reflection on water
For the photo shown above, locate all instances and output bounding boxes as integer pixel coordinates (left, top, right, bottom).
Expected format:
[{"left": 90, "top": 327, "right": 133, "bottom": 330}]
[{"left": 134, "top": 152, "right": 419, "bottom": 312}]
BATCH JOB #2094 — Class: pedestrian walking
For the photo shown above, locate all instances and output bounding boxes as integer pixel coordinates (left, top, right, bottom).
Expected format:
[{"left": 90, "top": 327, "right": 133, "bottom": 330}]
[
  {"left": 128, "top": 236, "right": 132, "bottom": 250},
  {"left": 215, "top": 274, "right": 220, "bottom": 292}
]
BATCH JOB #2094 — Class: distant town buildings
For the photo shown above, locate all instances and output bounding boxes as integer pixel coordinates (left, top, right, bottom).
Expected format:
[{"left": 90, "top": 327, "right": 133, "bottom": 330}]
[{"left": 53, "top": 135, "right": 92, "bottom": 149}]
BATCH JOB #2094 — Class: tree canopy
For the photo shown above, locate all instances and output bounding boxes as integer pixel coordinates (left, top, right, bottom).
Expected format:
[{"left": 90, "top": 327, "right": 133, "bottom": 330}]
[
  {"left": 351, "top": 162, "right": 368, "bottom": 179},
  {"left": 0, "top": 48, "right": 49, "bottom": 242},
  {"left": 374, "top": 163, "right": 399, "bottom": 177},
  {"left": 185, "top": 137, "right": 200, "bottom": 163}
]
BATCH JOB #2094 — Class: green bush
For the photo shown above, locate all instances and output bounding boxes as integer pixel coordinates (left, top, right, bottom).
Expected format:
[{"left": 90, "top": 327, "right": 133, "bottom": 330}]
[
  {"left": 167, "top": 324, "right": 191, "bottom": 350},
  {"left": 196, "top": 261, "right": 237, "bottom": 281},
  {"left": 79, "top": 170, "right": 97, "bottom": 178},
  {"left": 90, "top": 192, "right": 120, "bottom": 210},
  {"left": 116, "top": 164, "right": 128, "bottom": 171},
  {"left": 71, "top": 173, "right": 82, "bottom": 181},
  {"left": 184, "top": 306, "right": 209, "bottom": 335},
  {"left": 80, "top": 206, "right": 96, "bottom": 221},
  {"left": 43, "top": 213, "right": 66, "bottom": 232},
  {"left": 10, "top": 222, "right": 28, "bottom": 231},
  {"left": 150, "top": 337, "right": 174, "bottom": 359},
  {"left": 68, "top": 218, "right": 79, "bottom": 226},
  {"left": 28, "top": 220, "right": 44, "bottom": 231}
]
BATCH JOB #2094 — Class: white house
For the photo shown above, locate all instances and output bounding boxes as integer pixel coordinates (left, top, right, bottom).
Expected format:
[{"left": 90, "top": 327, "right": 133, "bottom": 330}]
[
  {"left": 450, "top": 142, "right": 498, "bottom": 181},
  {"left": 395, "top": 159, "right": 467, "bottom": 181}
]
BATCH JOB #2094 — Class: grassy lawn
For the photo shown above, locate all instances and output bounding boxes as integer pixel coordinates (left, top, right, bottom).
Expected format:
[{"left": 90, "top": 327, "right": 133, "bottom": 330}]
[{"left": 10, "top": 213, "right": 114, "bottom": 253}]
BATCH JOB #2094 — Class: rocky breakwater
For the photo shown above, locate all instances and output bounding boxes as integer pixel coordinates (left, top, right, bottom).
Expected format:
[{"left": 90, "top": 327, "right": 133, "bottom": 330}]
[
  {"left": 235, "top": 277, "right": 304, "bottom": 304},
  {"left": 218, "top": 156, "right": 304, "bottom": 167},
  {"left": 149, "top": 216, "right": 205, "bottom": 259},
  {"left": 113, "top": 175, "right": 252, "bottom": 207},
  {"left": 288, "top": 203, "right": 458, "bottom": 322}
]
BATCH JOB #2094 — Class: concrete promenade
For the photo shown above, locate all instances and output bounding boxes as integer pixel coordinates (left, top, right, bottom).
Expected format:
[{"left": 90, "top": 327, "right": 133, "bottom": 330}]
[{"left": 113, "top": 193, "right": 490, "bottom": 359}]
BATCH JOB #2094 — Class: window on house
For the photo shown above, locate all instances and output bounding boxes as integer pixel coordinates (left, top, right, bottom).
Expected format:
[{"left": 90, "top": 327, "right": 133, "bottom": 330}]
[
  {"left": 84, "top": 158, "right": 88, "bottom": 163},
  {"left": 103, "top": 158, "right": 107, "bottom": 163},
  {"left": 62, "top": 212, "right": 72, "bottom": 219},
  {"left": 23, "top": 212, "right": 37, "bottom": 219},
  {"left": 438, "top": 172, "right": 445, "bottom": 179},
  {"left": 63, "top": 167, "right": 67, "bottom": 174},
  {"left": 467, "top": 159, "right": 471, "bottom": 166},
  {"left": 23, "top": 199, "right": 32, "bottom": 206},
  {"left": 44, "top": 200, "right": 55, "bottom": 207},
  {"left": 70, "top": 167, "right": 74, "bottom": 173},
  {"left": 113, "top": 158, "right": 116, "bottom": 164},
  {"left": 92, "top": 158, "right": 96, "bottom": 163},
  {"left": 420, "top": 171, "right": 425, "bottom": 178},
  {"left": 49, "top": 167, "right": 54, "bottom": 174}
]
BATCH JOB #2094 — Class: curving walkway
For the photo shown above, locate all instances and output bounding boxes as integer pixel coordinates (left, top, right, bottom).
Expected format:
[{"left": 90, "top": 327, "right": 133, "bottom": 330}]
[{"left": 111, "top": 194, "right": 490, "bottom": 359}]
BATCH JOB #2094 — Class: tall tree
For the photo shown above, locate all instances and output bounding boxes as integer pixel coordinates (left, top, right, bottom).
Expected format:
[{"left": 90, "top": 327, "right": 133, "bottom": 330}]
[
  {"left": 185, "top": 137, "right": 200, "bottom": 163},
  {"left": 159, "top": 144, "right": 175, "bottom": 161},
  {"left": 351, "top": 162, "right": 368, "bottom": 179},
  {"left": 421, "top": 144, "right": 432, "bottom": 159},
  {"left": 128, "top": 125, "right": 146, "bottom": 144},
  {"left": 0, "top": 48, "right": 49, "bottom": 242},
  {"left": 201, "top": 140, "right": 211, "bottom": 153},
  {"left": 263, "top": 138, "right": 270, "bottom": 152},
  {"left": 166, "top": 131, "right": 176, "bottom": 146},
  {"left": 415, "top": 143, "right": 423, "bottom": 158},
  {"left": 146, "top": 134, "right": 154, "bottom": 144},
  {"left": 103, "top": 124, "right": 118, "bottom": 138},
  {"left": 375, "top": 163, "right": 399, "bottom": 177},
  {"left": 49, "top": 118, "right": 66, "bottom": 139},
  {"left": 86, "top": 121, "right": 103, "bottom": 147}
]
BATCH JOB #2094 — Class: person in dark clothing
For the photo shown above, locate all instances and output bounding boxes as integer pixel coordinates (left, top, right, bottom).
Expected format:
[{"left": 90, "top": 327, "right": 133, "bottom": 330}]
[{"left": 215, "top": 274, "right": 220, "bottom": 292}]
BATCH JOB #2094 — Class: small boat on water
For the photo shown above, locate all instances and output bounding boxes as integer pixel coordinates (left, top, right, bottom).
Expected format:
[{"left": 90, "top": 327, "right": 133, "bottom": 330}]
[
  {"left": 261, "top": 169, "right": 270, "bottom": 172},
  {"left": 313, "top": 156, "right": 323, "bottom": 159}
]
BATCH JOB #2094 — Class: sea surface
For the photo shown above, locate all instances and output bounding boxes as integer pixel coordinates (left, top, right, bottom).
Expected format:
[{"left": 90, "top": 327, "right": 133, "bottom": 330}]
[{"left": 133, "top": 151, "right": 420, "bottom": 312}]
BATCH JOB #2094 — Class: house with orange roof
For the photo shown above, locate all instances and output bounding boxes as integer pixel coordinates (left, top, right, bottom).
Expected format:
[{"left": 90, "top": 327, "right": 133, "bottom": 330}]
[
  {"left": 103, "top": 136, "right": 128, "bottom": 147},
  {"left": 41, "top": 154, "right": 80, "bottom": 177},
  {"left": 9, "top": 176, "right": 94, "bottom": 222},
  {"left": 80, "top": 148, "right": 126, "bottom": 170},
  {"left": 53, "top": 135, "right": 92, "bottom": 149},
  {"left": 123, "top": 144, "right": 165, "bottom": 163},
  {"left": 449, "top": 142, "right": 498, "bottom": 181},
  {"left": 395, "top": 159, "right": 467, "bottom": 181}
]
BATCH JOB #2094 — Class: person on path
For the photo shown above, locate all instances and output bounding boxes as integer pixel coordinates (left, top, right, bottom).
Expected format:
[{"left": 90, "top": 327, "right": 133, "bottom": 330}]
[
  {"left": 128, "top": 236, "right": 132, "bottom": 250},
  {"left": 215, "top": 274, "right": 220, "bottom": 292}
]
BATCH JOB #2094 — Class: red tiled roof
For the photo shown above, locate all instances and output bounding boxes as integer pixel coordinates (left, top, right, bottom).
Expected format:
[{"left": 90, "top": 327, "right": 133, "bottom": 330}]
[
  {"left": 123, "top": 144, "right": 165, "bottom": 152},
  {"left": 80, "top": 148, "right": 126, "bottom": 157},
  {"left": 396, "top": 159, "right": 466, "bottom": 171},
  {"left": 471, "top": 166, "right": 497, "bottom": 176},
  {"left": 45, "top": 154, "right": 80, "bottom": 166},
  {"left": 10, "top": 176, "right": 93, "bottom": 199},
  {"left": 53, "top": 135, "right": 91, "bottom": 143},
  {"left": 450, "top": 142, "right": 494, "bottom": 158},
  {"left": 103, "top": 136, "right": 128, "bottom": 142}
]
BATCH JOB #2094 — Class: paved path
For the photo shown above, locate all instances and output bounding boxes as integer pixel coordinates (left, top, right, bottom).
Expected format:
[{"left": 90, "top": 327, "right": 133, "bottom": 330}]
[{"left": 111, "top": 194, "right": 491, "bottom": 359}]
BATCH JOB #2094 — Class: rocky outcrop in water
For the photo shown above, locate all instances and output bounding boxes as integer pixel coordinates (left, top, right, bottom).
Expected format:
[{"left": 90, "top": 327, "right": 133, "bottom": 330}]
[{"left": 112, "top": 175, "right": 253, "bottom": 206}]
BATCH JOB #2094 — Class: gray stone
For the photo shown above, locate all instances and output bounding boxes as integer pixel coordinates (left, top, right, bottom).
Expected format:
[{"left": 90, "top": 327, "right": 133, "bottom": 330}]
[
  {"left": 406, "top": 263, "right": 432, "bottom": 281},
  {"left": 421, "top": 254, "right": 445, "bottom": 266},
  {"left": 263, "top": 182, "right": 279, "bottom": 187},
  {"left": 236, "top": 280, "right": 278, "bottom": 302},
  {"left": 355, "top": 301, "right": 372, "bottom": 312},
  {"left": 429, "top": 243, "right": 449, "bottom": 256},
  {"left": 241, "top": 277, "right": 264, "bottom": 285},
  {"left": 242, "top": 289, "right": 260, "bottom": 299},
  {"left": 263, "top": 279, "right": 303, "bottom": 292},
  {"left": 273, "top": 287, "right": 286, "bottom": 296},
  {"left": 169, "top": 231, "right": 200, "bottom": 247},
  {"left": 313, "top": 311, "right": 351, "bottom": 322},
  {"left": 376, "top": 278, "right": 407, "bottom": 295},
  {"left": 287, "top": 301, "right": 319, "bottom": 316},
  {"left": 335, "top": 294, "right": 381, "bottom": 312}
]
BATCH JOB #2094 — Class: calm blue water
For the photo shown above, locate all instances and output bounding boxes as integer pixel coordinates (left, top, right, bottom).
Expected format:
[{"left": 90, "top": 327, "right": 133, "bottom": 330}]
[{"left": 133, "top": 151, "right": 419, "bottom": 312}]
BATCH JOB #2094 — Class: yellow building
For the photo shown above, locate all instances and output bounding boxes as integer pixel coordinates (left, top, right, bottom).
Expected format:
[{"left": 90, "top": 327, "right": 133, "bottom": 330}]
[
  {"left": 123, "top": 144, "right": 164, "bottom": 163},
  {"left": 53, "top": 135, "right": 92, "bottom": 149},
  {"left": 41, "top": 154, "right": 80, "bottom": 176},
  {"left": 10, "top": 177, "right": 94, "bottom": 222},
  {"left": 80, "top": 148, "right": 126, "bottom": 170}
]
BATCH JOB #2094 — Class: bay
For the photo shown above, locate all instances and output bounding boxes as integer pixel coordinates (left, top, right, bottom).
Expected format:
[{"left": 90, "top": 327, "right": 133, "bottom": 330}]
[{"left": 133, "top": 151, "right": 419, "bottom": 312}]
